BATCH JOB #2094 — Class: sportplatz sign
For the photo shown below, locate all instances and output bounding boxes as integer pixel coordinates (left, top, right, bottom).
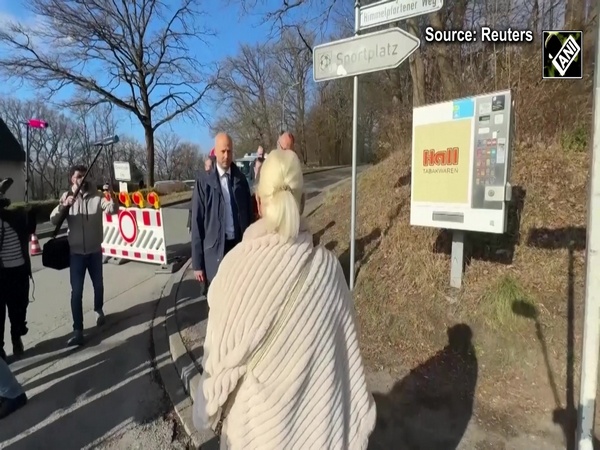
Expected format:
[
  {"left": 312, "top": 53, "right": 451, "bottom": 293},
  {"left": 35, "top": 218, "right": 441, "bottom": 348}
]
[{"left": 313, "top": 28, "right": 420, "bottom": 81}]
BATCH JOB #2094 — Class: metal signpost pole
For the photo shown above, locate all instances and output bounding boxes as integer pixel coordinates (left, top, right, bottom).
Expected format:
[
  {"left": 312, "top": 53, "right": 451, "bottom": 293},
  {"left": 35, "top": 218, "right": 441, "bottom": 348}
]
[
  {"left": 576, "top": 20, "right": 600, "bottom": 450},
  {"left": 22, "top": 118, "right": 49, "bottom": 203},
  {"left": 312, "top": 0, "right": 422, "bottom": 291},
  {"left": 25, "top": 124, "right": 30, "bottom": 203},
  {"left": 450, "top": 231, "right": 465, "bottom": 289},
  {"left": 349, "top": 0, "right": 360, "bottom": 291}
]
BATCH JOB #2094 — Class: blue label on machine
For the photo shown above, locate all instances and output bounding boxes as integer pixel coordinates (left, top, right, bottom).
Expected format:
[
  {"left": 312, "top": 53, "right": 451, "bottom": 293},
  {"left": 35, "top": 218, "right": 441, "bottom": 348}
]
[{"left": 452, "top": 99, "right": 475, "bottom": 119}]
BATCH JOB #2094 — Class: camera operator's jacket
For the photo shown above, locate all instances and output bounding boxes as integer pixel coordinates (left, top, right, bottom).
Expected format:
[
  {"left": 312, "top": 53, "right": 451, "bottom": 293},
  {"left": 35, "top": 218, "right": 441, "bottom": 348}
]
[{"left": 50, "top": 189, "right": 118, "bottom": 255}]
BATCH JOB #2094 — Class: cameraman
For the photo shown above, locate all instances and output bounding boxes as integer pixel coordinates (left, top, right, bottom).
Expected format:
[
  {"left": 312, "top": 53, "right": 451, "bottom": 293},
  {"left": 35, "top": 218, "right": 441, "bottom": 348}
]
[
  {"left": 0, "top": 178, "right": 35, "bottom": 361},
  {"left": 50, "top": 165, "right": 118, "bottom": 347}
]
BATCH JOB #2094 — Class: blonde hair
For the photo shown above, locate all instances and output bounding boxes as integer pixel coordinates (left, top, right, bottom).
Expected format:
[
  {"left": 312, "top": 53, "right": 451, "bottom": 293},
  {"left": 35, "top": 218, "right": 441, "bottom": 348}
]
[{"left": 256, "top": 148, "right": 303, "bottom": 240}]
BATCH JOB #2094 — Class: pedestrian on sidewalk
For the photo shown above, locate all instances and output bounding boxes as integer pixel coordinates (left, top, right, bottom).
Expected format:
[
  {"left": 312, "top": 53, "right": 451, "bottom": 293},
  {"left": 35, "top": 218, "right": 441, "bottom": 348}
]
[
  {"left": 277, "top": 131, "right": 295, "bottom": 151},
  {"left": 0, "top": 355, "right": 27, "bottom": 419},
  {"left": 252, "top": 145, "right": 265, "bottom": 182},
  {"left": 193, "top": 149, "right": 376, "bottom": 449},
  {"left": 0, "top": 178, "right": 35, "bottom": 361},
  {"left": 277, "top": 131, "right": 306, "bottom": 215},
  {"left": 205, "top": 152, "right": 214, "bottom": 172},
  {"left": 50, "top": 165, "right": 118, "bottom": 347},
  {"left": 191, "top": 134, "right": 253, "bottom": 286}
]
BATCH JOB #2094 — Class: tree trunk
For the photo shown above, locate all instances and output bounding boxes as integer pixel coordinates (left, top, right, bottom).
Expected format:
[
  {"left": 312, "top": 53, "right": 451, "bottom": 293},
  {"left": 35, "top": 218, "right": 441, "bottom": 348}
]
[
  {"left": 565, "top": 0, "right": 585, "bottom": 29},
  {"left": 143, "top": 124, "right": 155, "bottom": 187},
  {"left": 407, "top": 19, "right": 426, "bottom": 107},
  {"left": 429, "top": 12, "right": 458, "bottom": 99}
]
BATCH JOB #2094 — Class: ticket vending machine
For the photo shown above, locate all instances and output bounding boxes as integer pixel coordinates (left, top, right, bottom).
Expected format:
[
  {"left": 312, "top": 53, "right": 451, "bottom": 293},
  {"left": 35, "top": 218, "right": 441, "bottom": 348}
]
[
  {"left": 470, "top": 92, "right": 514, "bottom": 216},
  {"left": 410, "top": 89, "right": 515, "bottom": 287},
  {"left": 410, "top": 89, "right": 515, "bottom": 235}
]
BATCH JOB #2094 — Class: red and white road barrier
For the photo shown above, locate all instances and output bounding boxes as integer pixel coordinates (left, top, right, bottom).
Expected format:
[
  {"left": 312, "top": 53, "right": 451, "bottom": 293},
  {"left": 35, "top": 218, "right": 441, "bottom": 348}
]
[{"left": 101, "top": 207, "right": 167, "bottom": 264}]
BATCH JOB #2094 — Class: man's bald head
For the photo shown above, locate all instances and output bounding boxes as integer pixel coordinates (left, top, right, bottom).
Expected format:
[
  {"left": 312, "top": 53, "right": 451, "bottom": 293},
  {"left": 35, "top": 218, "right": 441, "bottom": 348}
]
[
  {"left": 214, "top": 132, "right": 233, "bottom": 170},
  {"left": 278, "top": 132, "right": 295, "bottom": 151}
]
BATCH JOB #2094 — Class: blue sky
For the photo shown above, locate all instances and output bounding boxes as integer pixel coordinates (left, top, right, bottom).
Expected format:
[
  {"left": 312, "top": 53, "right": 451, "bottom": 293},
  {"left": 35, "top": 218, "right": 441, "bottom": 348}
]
[{"left": 0, "top": 0, "right": 286, "bottom": 153}]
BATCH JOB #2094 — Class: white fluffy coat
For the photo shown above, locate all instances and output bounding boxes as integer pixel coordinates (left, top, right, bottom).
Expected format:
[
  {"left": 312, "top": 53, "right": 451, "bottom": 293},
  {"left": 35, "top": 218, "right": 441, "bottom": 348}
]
[{"left": 198, "top": 218, "right": 376, "bottom": 449}]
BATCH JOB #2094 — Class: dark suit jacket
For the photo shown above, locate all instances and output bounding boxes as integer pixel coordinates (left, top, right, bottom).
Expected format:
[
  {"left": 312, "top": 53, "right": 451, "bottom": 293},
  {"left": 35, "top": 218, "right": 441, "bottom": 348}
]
[{"left": 191, "top": 163, "right": 253, "bottom": 283}]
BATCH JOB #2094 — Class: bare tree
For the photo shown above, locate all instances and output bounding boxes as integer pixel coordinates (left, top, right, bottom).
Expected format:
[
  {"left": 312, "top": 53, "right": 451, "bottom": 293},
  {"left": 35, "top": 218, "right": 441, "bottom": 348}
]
[
  {"left": 171, "top": 142, "right": 202, "bottom": 180},
  {"left": 0, "top": 0, "right": 218, "bottom": 186},
  {"left": 154, "top": 133, "right": 201, "bottom": 180},
  {"left": 0, "top": 95, "right": 157, "bottom": 198},
  {"left": 214, "top": 43, "right": 279, "bottom": 152},
  {"left": 155, "top": 132, "right": 181, "bottom": 180},
  {"left": 274, "top": 30, "right": 314, "bottom": 164}
]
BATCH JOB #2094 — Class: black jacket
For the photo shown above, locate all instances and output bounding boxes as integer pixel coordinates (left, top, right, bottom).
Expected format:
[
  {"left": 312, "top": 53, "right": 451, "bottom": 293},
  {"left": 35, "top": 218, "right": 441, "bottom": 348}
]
[{"left": 0, "top": 207, "right": 37, "bottom": 276}]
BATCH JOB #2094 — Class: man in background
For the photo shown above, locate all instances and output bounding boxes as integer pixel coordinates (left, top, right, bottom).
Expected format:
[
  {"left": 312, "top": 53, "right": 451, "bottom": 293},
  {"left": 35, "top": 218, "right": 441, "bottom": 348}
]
[
  {"left": 205, "top": 156, "right": 214, "bottom": 172},
  {"left": 0, "top": 178, "right": 35, "bottom": 360},
  {"left": 278, "top": 131, "right": 295, "bottom": 151},
  {"left": 191, "top": 133, "right": 253, "bottom": 286},
  {"left": 253, "top": 146, "right": 265, "bottom": 181},
  {"left": 50, "top": 165, "right": 118, "bottom": 347},
  {"left": 277, "top": 131, "right": 305, "bottom": 214}
]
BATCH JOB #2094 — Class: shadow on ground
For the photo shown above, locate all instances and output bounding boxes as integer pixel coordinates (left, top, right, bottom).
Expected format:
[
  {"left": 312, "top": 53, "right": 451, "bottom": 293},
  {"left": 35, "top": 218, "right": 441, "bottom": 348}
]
[
  {"left": 521, "top": 226, "right": 586, "bottom": 450},
  {"left": 368, "top": 324, "right": 477, "bottom": 450},
  {"left": 1, "top": 281, "right": 198, "bottom": 450},
  {"left": 166, "top": 242, "right": 192, "bottom": 260},
  {"left": 174, "top": 277, "right": 209, "bottom": 374},
  {"left": 433, "top": 186, "right": 526, "bottom": 266},
  {"left": 170, "top": 275, "right": 220, "bottom": 449},
  {"left": 337, "top": 197, "right": 405, "bottom": 284}
]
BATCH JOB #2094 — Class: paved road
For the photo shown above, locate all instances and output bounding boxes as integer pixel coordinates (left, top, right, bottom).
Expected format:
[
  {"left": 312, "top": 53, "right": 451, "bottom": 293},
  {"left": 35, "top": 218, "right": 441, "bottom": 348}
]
[
  {"left": 1, "top": 166, "right": 363, "bottom": 449},
  {"left": 34, "top": 167, "right": 356, "bottom": 236},
  {"left": 1, "top": 208, "right": 192, "bottom": 450},
  {"left": 167, "top": 165, "right": 369, "bottom": 211}
]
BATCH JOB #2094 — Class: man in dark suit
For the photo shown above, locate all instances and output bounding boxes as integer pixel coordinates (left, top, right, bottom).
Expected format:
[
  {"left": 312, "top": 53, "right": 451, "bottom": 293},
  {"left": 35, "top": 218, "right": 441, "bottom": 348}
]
[{"left": 191, "top": 133, "right": 253, "bottom": 285}]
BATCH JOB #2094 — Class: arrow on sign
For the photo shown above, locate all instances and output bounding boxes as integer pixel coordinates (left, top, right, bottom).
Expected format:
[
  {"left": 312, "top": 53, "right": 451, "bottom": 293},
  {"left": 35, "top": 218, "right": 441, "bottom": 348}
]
[{"left": 313, "top": 28, "right": 420, "bottom": 82}]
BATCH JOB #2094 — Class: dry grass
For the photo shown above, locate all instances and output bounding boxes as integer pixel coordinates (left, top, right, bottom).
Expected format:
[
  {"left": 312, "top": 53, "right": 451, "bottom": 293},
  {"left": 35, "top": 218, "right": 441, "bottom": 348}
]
[
  {"left": 308, "top": 139, "right": 589, "bottom": 433},
  {"left": 160, "top": 190, "right": 193, "bottom": 206}
]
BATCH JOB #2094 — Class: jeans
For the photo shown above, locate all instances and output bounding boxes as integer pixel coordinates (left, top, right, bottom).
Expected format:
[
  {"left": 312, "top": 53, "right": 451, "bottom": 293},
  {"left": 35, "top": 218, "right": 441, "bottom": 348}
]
[
  {"left": 0, "top": 357, "right": 23, "bottom": 399},
  {"left": 70, "top": 251, "right": 104, "bottom": 331}
]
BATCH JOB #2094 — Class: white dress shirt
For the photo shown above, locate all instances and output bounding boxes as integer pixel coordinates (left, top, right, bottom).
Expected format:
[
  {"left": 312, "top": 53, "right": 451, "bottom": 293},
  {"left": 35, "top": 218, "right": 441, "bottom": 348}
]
[{"left": 216, "top": 164, "right": 235, "bottom": 240}]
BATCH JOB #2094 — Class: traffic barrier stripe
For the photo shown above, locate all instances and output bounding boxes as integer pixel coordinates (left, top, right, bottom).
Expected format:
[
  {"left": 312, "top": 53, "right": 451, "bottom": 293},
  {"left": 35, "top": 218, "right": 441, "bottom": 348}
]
[
  {"left": 101, "top": 208, "right": 167, "bottom": 265},
  {"left": 104, "top": 209, "right": 162, "bottom": 227}
]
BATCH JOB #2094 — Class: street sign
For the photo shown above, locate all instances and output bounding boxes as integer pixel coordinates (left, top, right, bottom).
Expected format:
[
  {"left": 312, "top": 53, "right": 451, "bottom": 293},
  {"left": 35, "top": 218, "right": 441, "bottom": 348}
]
[
  {"left": 359, "top": 0, "right": 444, "bottom": 30},
  {"left": 313, "top": 28, "right": 420, "bottom": 82},
  {"left": 113, "top": 161, "right": 131, "bottom": 182}
]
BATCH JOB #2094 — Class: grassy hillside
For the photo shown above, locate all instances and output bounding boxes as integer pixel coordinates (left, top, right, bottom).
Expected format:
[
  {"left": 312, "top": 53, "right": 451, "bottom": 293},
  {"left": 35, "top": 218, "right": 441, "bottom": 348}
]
[{"left": 308, "top": 140, "right": 589, "bottom": 436}]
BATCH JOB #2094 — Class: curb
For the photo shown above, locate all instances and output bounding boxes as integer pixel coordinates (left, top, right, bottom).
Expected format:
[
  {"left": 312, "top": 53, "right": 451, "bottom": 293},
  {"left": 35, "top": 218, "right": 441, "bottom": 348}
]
[{"left": 153, "top": 258, "right": 217, "bottom": 449}]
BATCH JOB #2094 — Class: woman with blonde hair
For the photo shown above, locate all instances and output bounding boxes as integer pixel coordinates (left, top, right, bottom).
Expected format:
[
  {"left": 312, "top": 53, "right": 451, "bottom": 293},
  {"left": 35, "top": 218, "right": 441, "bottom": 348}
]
[{"left": 193, "top": 149, "right": 376, "bottom": 449}]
